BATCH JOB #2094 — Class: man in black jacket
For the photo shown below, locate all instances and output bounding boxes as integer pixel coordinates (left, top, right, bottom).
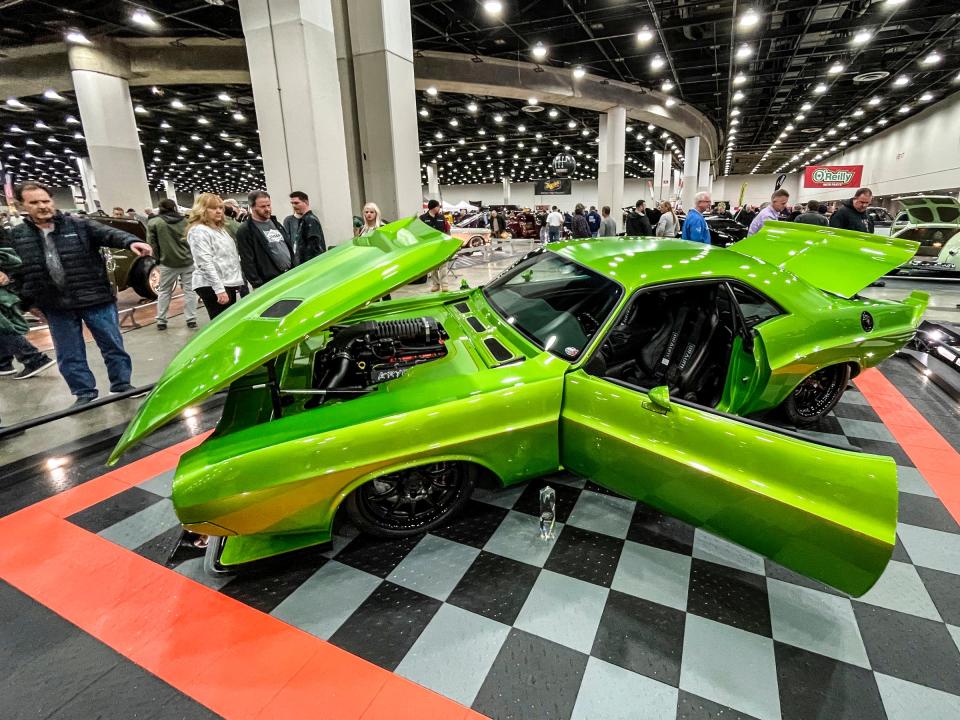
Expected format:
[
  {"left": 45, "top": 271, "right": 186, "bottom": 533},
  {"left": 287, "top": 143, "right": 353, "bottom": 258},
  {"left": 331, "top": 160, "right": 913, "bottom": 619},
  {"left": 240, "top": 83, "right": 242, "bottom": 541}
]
[
  {"left": 830, "top": 188, "right": 875, "bottom": 234},
  {"left": 419, "top": 199, "right": 448, "bottom": 291},
  {"left": 625, "top": 200, "right": 653, "bottom": 236},
  {"left": 795, "top": 199, "right": 829, "bottom": 227},
  {"left": 283, "top": 191, "right": 327, "bottom": 263},
  {"left": 236, "top": 190, "right": 297, "bottom": 289},
  {"left": 4, "top": 182, "right": 152, "bottom": 405}
]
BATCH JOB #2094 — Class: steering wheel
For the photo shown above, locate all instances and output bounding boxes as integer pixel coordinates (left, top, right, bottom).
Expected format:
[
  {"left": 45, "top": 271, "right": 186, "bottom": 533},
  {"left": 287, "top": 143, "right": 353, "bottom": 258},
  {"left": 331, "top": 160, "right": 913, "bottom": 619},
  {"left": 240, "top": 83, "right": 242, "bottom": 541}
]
[{"left": 577, "top": 311, "right": 600, "bottom": 336}]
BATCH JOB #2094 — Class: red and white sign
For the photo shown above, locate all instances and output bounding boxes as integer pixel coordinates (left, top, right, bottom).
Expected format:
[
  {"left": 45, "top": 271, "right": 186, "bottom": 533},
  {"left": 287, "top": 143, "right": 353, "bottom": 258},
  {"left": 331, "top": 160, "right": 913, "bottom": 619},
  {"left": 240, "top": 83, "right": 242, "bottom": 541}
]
[{"left": 803, "top": 165, "right": 864, "bottom": 189}]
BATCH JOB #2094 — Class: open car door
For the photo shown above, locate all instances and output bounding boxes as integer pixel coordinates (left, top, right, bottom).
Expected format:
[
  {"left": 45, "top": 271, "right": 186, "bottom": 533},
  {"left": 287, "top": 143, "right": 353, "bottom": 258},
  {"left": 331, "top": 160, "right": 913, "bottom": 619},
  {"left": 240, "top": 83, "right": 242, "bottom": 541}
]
[{"left": 559, "top": 370, "right": 896, "bottom": 596}]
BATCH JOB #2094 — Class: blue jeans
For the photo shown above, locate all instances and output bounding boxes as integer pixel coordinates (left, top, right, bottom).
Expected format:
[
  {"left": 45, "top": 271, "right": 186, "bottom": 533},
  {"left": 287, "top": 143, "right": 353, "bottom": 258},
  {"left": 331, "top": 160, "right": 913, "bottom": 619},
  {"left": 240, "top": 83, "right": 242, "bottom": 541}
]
[
  {"left": 548, "top": 227, "right": 560, "bottom": 242},
  {"left": 0, "top": 332, "right": 45, "bottom": 366},
  {"left": 44, "top": 303, "right": 132, "bottom": 399}
]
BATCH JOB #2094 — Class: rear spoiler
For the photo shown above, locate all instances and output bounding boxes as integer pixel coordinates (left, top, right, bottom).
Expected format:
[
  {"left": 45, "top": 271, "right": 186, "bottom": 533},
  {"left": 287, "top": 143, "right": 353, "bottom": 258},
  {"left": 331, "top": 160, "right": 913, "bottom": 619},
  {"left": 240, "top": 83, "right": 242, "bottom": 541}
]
[{"left": 729, "top": 221, "right": 919, "bottom": 298}]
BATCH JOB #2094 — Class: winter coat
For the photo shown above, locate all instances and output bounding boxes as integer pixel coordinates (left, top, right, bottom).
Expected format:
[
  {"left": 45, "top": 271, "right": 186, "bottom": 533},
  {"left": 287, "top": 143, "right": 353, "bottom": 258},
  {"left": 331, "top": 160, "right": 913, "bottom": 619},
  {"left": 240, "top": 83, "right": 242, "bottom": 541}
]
[
  {"left": 0, "top": 245, "right": 29, "bottom": 335},
  {"left": 572, "top": 213, "right": 591, "bottom": 239},
  {"left": 586, "top": 210, "right": 602, "bottom": 233},
  {"left": 830, "top": 199, "right": 875, "bottom": 234},
  {"left": 795, "top": 212, "right": 829, "bottom": 227},
  {"left": 284, "top": 210, "right": 327, "bottom": 263},
  {"left": 187, "top": 224, "right": 244, "bottom": 294},
  {"left": 625, "top": 209, "right": 653, "bottom": 236},
  {"left": 146, "top": 212, "right": 192, "bottom": 268},
  {"left": 3, "top": 211, "right": 137, "bottom": 311},
  {"left": 236, "top": 216, "right": 297, "bottom": 288}
]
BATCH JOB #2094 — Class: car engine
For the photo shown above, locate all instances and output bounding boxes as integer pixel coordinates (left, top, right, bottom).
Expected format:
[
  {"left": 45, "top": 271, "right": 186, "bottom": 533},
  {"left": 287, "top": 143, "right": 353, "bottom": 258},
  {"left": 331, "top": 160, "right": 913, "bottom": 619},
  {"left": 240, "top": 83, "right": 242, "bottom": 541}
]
[{"left": 312, "top": 318, "right": 448, "bottom": 392}]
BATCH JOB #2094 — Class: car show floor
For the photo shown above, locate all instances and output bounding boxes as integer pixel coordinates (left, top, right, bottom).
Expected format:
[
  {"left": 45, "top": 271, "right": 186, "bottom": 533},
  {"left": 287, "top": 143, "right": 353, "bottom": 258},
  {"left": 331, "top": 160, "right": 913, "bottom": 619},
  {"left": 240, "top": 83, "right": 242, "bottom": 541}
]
[{"left": 2, "top": 355, "right": 959, "bottom": 720}]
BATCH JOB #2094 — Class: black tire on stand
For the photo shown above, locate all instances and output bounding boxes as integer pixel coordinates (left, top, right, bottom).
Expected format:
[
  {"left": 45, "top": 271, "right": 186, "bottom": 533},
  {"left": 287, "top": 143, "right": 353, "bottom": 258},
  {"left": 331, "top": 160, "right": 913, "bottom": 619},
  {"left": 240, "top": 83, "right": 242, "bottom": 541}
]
[{"left": 129, "top": 257, "right": 161, "bottom": 300}]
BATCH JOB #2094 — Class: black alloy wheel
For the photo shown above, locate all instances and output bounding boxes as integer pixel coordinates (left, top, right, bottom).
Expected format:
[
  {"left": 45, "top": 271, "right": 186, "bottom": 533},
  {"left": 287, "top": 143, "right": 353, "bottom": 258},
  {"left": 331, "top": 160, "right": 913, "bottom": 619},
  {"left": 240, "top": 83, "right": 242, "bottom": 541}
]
[
  {"left": 782, "top": 364, "right": 851, "bottom": 426},
  {"left": 346, "top": 462, "right": 474, "bottom": 537}
]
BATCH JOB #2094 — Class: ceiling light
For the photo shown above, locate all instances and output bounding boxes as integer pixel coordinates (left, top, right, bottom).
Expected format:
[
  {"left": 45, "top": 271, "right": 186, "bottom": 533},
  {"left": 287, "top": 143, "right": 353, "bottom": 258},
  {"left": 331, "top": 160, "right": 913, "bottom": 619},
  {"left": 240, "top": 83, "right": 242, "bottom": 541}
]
[
  {"left": 43, "top": 89, "right": 65, "bottom": 101},
  {"left": 650, "top": 55, "right": 665, "bottom": 71},
  {"left": 233, "top": 112, "right": 246, "bottom": 121},
  {"left": 449, "top": 118, "right": 459, "bottom": 127},
  {"left": 813, "top": 83, "right": 828, "bottom": 94},
  {"left": 852, "top": 108, "right": 865, "bottom": 117},
  {"left": 548, "top": 108, "right": 559, "bottom": 119},
  {"left": 419, "top": 107, "right": 429, "bottom": 117},
  {"left": 160, "top": 120, "right": 171, "bottom": 129},
  {"left": 531, "top": 42, "right": 547, "bottom": 60},
  {"left": 572, "top": 65, "right": 586, "bottom": 80},
  {"left": 736, "top": 44, "right": 752, "bottom": 60},
  {"left": 919, "top": 92, "right": 934, "bottom": 102},
  {"left": 482, "top": 0, "right": 503, "bottom": 14},
  {"left": 517, "top": 124, "right": 526, "bottom": 132},
  {"left": 739, "top": 9, "right": 760, "bottom": 29},
  {"left": 733, "top": 73, "right": 747, "bottom": 86},
  {"left": 899, "top": 105, "right": 911, "bottom": 114},
  {"left": 852, "top": 30, "right": 872, "bottom": 45},
  {"left": 878, "top": 117, "right": 888, "bottom": 125},
  {"left": 636, "top": 26, "right": 654, "bottom": 43},
  {"left": 66, "top": 115, "right": 80, "bottom": 124},
  {"left": 665, "top": 98, "right": 676, "bottom": 107},
  {"left": 131, "top": 9, "right": 157, "bottom": 27},
  {"left": 65, "top": 31, "right": 91, "bottom": 45},
  {"left": 921, "top": 51, "right": 942, "bottom": 66},
  {"left": 5, "top": 97, "right": 27, "bottom": 110},
  {"left": 828, "top": 62, "right": 845, "bottom": 75},
  {"left": 198, "top": 116, "right": 210, "bottom": 125},
  {"left": 170, "top": 98, "right": 185, "bottom": 109},
  {"left": 730, "top": 108, "right": 741, "bottom": 116},
  {"left": 494, "top": 114, "right": 503, "bottom": 123},
  {"left": 660, "top": 80, "right": 675, "bottom": 92},
  {"left": 426, "top": 86, "right": 438, "bottom": 96},
  {"left": 838, "top": 121, "right": 849, "bottom": 128},
  {"left": 868, "top": 96, "right": 882, "bottom": 106},
  {"left": 795, "top": 113, "right": 805, "bottom": 120},
  {"left": 732, "top": 90, "right": 745, "bottom": 101},
  {"left": 567, "top": 120, "right": 576, "bottom": 129}
]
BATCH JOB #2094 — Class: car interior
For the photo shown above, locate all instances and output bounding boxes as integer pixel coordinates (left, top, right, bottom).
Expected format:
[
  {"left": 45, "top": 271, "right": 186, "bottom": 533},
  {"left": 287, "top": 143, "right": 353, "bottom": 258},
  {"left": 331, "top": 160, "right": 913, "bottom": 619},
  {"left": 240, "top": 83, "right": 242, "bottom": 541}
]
[{"left": 586, "top": 281, "right": 776, "bottom": 408}]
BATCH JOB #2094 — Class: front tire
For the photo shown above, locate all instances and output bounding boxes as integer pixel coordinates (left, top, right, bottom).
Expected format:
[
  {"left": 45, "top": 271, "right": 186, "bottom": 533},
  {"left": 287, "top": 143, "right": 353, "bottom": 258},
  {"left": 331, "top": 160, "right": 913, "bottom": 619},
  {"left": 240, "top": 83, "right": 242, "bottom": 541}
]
[
  {"left": 129, "top": 257, "right": 160, "bottom": 300},
  {"left": 345, "top": 462, "right": 475, "bottom": 537},
  {"left": 782, "top": 364, "right": 851, "bottom": 426}
]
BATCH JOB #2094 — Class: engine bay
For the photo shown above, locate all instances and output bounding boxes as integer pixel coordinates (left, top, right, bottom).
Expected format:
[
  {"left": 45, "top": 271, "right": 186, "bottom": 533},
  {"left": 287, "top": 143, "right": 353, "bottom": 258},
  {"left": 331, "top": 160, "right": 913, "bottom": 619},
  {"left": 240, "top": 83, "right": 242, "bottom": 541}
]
[{"left": 309, "top": 317, "right": 449, "bottom": 401}]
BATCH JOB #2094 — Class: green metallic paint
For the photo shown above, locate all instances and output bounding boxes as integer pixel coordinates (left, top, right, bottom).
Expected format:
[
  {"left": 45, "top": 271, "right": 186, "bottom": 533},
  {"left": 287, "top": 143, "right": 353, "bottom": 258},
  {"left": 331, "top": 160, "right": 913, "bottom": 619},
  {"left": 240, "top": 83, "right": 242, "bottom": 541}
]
[
  {"left": 109, "top": 218, "right": 462, "bottom": 464},
  {"left": 112, "top": 222, "right": 926, "bottom": 593}
]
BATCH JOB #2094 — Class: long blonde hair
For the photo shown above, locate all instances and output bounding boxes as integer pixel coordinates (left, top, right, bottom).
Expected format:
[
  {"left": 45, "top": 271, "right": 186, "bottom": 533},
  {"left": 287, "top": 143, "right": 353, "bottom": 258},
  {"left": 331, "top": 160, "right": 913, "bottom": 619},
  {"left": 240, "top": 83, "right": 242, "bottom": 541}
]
[
  {"left": 187, "top": 193, "right": 225, "bottom": 232},
  {"left": 362, "top": 201, "right": 383, "bottom": 228}
]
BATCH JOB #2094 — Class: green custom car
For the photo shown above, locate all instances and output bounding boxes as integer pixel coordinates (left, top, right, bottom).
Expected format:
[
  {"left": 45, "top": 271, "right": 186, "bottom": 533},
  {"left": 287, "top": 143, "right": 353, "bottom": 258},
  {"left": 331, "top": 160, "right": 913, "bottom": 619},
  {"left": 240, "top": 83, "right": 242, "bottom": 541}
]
[{"left": 111, "top": 218, "right": 927, "bottom": 596}]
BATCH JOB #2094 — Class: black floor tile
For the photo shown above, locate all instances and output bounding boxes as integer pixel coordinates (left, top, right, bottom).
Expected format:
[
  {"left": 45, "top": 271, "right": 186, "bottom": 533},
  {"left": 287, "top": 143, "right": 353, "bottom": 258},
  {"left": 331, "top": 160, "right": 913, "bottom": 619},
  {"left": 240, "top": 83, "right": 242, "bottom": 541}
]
[
  {"left": 891, "top": 534, "right": 912, "bottom": 563},
  {"left": 328, "top": 581, "right": 441, "bottom": 671},
  {"left": 774, "top": 642, "right": 885, "bottom": 720},
  {"left": 626, "top": 501, "right": 695, "bottom": 555},
  {"left": 511, "top": 478, "right": 582, "bottom": 524},
  {"left": 472, "top": 628, "right": 588, "bottom": 720},
  {"left": 447, "top": 551, "right": 541, "bottom": 625},
  {"left": 916, "top": 566, "right": 960, "bottom": 626},
  {"left": 590, "top": 589, "right": 686, "bottom": 687},
  {"left": 543, "top": 525, "right": 624, "bottom": 587},
  {"left": 133, "top": 526, "right": 204, "bottom": 567},
  {"left": 801, "top": 413, "right": 845, "bottom": 436},
  {"left": 848, "top": 437, "right": 915, "bottom": 467},
  {"left": 218, "top": 553, "right": 328, "bottom": 613},
  {"left": 898, "top": 494, "right": 960, "bottom": 534},
  {"left": 764, "top": 560, "right": 845, "bottom": 598},
  {"left": 66, "top": 486, "right": 164, "bottom": 534},
  {"left": 687, "top": 559, "right": 771, "bottom": 637},
  {"left": 832, "top": 403, "right": 883, "bottom": 423},
  {"left": 853, "top": 602, "right": 960, "bottom": 695},
  {"left": 333, "top": 532, "right": 423, "bottom": 578},
  {"left": 583, "top": 480, "right": 629, "bottom": 499},
  {"left": 431, "top": 499, "right": 509, "bottom": 549},
  {"left": 676, "top": 690, "right": 760, "bottom": 720}
]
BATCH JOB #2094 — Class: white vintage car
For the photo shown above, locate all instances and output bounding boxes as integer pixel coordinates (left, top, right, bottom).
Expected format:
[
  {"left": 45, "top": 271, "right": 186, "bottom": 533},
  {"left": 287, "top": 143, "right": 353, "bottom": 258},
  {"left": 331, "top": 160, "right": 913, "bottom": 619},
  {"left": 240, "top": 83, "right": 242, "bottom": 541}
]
[
  {"left": 448, "top": 213, "right": 492, "bottom": 250},
  {"left": 887, "top": 196, "right": 960, "bottom": 276}
]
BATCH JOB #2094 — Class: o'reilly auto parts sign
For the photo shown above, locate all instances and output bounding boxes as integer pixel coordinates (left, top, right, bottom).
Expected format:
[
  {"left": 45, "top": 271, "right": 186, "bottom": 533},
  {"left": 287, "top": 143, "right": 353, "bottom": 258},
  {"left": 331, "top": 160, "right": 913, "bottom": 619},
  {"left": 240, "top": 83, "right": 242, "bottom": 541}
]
[{"left": 803, "top": 165, "right": 864, "bottom": 189}]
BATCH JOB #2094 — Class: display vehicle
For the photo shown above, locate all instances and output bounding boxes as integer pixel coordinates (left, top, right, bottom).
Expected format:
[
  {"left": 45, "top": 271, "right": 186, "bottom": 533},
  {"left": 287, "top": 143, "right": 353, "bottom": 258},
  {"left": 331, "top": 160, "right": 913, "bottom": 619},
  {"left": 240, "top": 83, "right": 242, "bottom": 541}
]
[
  {"left": 868, "top": 206, "right": 896, "bottom": 237},
  {"left": 506, "top": 211, "right": 541, "bottom": 239},
  {"left": 91, "top": 216, "right": 161, "bottom": 300},
  {"left": 885, "top": 196, "right": 960, "bottom": 276},
  {"left": 448, "top": 213, "right": 491, "bottom": 249},
  {"left": 704, "top": 215, "right": 748, "bottom": 246},
  {"left": 111, "top": 218, "right": 926, "bottom": 596}
]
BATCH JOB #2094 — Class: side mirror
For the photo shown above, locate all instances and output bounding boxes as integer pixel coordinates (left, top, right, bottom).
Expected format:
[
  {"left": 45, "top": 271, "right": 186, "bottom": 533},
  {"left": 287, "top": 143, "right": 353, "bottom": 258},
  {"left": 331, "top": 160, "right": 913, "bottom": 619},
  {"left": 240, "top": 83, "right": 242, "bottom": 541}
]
[{"left": 648, "top": 385, "right": 672, "bottom": 412}]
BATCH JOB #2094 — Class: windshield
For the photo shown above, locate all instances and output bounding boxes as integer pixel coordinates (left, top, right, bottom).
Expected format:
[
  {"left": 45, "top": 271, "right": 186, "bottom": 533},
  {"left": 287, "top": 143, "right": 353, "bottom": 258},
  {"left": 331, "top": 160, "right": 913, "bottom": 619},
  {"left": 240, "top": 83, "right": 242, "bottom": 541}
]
[
  {"left": 455, "top": 213, "right": 484, "bottom": 228},
  {"left": 483, "top": 250, "right": 623, "bottom": 360}
]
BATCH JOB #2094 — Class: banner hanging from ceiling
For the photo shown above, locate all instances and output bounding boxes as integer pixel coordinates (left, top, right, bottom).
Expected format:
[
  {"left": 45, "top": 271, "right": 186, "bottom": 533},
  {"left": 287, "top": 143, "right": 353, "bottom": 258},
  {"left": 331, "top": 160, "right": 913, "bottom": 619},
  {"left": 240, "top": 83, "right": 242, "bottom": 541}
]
[
  {"left": 535, "top": 178, "right": 571, "bottom": 195},
  {"left": 803, "top": 165, "right": 864, "bottom": 189}
]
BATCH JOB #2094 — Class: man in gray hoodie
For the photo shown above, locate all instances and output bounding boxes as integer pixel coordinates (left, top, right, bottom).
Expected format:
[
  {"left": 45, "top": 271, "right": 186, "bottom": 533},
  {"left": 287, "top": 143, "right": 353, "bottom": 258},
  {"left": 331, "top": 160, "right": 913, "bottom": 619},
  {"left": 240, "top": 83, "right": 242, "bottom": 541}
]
[{"left": 147, "top": 199, "right": 196, "bottom": 330}]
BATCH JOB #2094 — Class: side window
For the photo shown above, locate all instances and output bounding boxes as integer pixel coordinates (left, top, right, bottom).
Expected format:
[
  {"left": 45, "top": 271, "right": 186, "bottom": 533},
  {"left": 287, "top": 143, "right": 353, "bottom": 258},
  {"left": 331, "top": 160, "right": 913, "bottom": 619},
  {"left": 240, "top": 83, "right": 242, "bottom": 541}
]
[{"left": 728, "top": 282, "right": 781, "bottom": 328}]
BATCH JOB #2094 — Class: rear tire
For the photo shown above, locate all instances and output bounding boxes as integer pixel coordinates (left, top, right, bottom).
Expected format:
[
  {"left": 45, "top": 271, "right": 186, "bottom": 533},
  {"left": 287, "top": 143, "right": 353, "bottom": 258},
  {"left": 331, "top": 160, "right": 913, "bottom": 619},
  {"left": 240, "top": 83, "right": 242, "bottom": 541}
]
[
  {"left": 781, "top": 364, "right": 851, "bottom": 427},
  {"left": 345, "top": 462, "right": 475, "bottom": 538},
  {"left": 129, "top": 257, "right": 160, "bottom": 300}
]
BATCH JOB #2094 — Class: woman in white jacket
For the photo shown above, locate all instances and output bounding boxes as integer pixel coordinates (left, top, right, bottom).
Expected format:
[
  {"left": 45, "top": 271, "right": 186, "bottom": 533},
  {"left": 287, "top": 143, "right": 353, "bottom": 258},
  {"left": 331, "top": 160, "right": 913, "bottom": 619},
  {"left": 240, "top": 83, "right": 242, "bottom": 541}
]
[
  {"left": 186, "top": 193, "right": 245, "bottom": 320},
  {"left": 655, "top": 200, "right": 679, "bottom": 238}
]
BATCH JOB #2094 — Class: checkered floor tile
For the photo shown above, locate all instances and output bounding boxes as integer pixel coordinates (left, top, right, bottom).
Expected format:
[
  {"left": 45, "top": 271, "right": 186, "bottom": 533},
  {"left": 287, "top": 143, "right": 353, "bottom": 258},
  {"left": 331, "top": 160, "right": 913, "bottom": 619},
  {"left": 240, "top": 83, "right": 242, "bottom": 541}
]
[{"left": 66, "top": 387, "right": 960, "bottom": 720}]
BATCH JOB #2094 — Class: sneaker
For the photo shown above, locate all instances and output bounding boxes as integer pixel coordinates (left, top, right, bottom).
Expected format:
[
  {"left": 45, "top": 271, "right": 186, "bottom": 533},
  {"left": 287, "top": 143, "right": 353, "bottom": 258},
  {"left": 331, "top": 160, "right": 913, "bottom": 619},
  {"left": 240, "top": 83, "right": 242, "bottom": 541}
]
[
  {"left": 0, "top": 361, "right": 15, "bottom": 376},
  {"left": 111, "top": 383, "right": 148, "bottom": 398},
  {"left": 156, "top": 322, "right": 167, "bottom": 331},
  {"left": 73, "top": 395, "right": 97, "bottom": 407},
  {"left": 186, "top": 319, "right": 198, "bottom": 329},
  {"left": 13, "top": 356, "right": 55, "bottom": 380},
  {"left": 430, "top": 285, "right": 441, "bottom": 292}
]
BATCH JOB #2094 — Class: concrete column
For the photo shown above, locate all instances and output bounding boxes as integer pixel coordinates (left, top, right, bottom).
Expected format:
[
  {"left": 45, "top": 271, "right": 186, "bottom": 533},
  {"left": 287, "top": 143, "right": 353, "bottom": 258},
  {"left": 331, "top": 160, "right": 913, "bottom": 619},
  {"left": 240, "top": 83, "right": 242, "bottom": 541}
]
[
  {"left": 698, "top": 160, "right": 711, "bottom": 191},
  {"left": 672, "top": 169, "right": 682, "bottom": 201},
  {"left": 502, "top": 178, "right": 511, "bottom": 205},
  {"left": 653, "top": 150, "right": 671, "bottom": 201},
  {"left": 427, "top": 161, "right": 440, "bottom": 200},
  {"left": 69, "top": 184, "right": 84, "bottom": 211},
  {"left": 346, "top": 0, "right": 422, "bottom": 221},
  {"left": 597, "top": 108, "right": 626, "bottom": 229},
  {"left": 67, "top": 42, "right": 151, "bottom": 213},
  {"left": 332, "top": 0, "right": 365, "bottom": 213},
  {"left": 75, "top": 156, "right": 100, "bottom": 213},
  {"left": 239, "top": 0, "right": 353, "bottom": 241},
  {"left": 680, "top": 137, "right": 700, "bottom": 212},
  {"left": 163, "top": 179, "right": 177, "bottom": 202}
]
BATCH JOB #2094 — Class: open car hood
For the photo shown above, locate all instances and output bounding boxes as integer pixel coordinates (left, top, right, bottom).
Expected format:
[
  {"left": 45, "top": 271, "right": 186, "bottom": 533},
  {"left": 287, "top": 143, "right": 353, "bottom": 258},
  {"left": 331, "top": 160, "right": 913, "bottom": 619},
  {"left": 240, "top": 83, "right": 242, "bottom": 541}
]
[
  {"left": 109, "top": 217, "right": 460, "bottom": 463},
  {"left": 729, "top": 221, "right": 919, "bottom": 298},
  {"left": 893, "top": 196, "right": 960, "bottom": 227}
]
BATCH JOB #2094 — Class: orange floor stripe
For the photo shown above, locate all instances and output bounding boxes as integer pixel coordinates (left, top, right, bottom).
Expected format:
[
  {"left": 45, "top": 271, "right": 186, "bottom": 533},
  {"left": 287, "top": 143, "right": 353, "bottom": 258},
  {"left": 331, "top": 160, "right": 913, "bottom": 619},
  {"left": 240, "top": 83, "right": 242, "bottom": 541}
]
[
  {"left": 855, "top": 368, "right": 960, "bottom": 525},
  {"left": 0, "top": 433, "right": 479, "bottom": 720}
]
